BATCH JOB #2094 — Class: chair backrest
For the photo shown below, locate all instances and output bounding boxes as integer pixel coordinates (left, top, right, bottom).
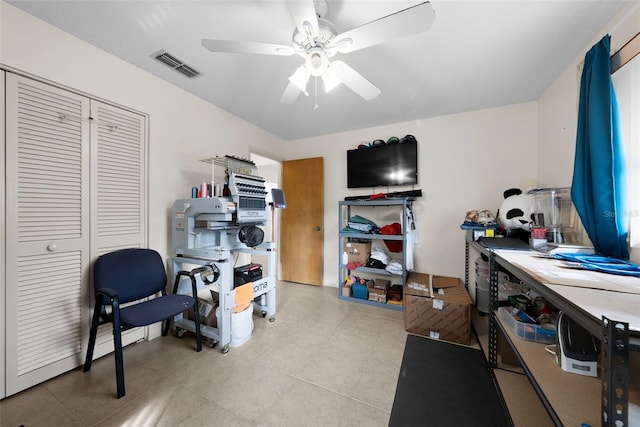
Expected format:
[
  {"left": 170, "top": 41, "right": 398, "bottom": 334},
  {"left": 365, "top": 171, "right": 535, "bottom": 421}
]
[{"left": 93, "top": 248, "right": 168, "bottom": 304}]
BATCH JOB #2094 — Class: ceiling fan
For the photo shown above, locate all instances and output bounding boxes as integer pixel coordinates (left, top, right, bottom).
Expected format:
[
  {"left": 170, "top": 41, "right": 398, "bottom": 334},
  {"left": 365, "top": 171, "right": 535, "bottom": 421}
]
[{"left": 201, "top": 1, "right": 435, "bottom": 104}]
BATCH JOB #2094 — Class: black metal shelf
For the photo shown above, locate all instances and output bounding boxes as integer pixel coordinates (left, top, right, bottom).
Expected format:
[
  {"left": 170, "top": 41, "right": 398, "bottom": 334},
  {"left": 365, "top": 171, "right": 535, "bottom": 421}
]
[{"left": 465, "top": 237, "right": 637, "bottom": 427}]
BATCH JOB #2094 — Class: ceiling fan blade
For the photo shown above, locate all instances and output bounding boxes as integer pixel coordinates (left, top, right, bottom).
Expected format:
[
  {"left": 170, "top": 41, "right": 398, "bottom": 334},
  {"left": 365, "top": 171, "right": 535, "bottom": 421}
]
[
  {"left": 329, "top": 61, "right": 381, "bottom": 101},
  {"left": 286, "top": 0, "right": 319, "bottom": 39},
  {"left": 330, "top": 1, "right": 435, "bottom": 54},
  {"left": 281, "top": 66, "right": 310, "bottom": 103},
  {"left": 201, "top": 39, "right": 294, "bottom": 56}
]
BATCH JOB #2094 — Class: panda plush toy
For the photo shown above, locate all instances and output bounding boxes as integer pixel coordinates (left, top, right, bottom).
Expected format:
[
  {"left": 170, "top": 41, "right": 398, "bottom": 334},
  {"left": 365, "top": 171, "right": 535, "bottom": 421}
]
[{"left": 498, "top": 188, "right": 534, "bottom": 237}]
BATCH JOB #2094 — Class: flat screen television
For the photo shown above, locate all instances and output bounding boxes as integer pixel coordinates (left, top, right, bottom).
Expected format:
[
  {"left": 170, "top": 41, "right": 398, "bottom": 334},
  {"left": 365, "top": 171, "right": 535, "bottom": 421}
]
[{"left": 347, "top": 141, "right": 418, "bottom": 188}]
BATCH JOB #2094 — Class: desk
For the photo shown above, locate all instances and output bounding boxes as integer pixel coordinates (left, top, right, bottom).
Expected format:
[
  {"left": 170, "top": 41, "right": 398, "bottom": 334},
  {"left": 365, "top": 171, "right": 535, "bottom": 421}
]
[{"left": 467, "top": 238, "right": 639, "bottom": 426}]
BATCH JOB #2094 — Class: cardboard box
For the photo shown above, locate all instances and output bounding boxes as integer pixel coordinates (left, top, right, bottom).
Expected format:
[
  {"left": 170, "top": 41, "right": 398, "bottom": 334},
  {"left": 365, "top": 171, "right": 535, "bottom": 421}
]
[
  {"left": 343, "top": 241, "right": 371, "bottom": 264},
  {"left": 388, "top": 284, "right": 403, "bottom": 302},
  {"left": 373, "top": 278, "right": 391, "bottom": 290},
  {"left": 185, "top": 300, "right": 217, "bottom": 328},
  {"left": 404, "top": 273, "right": 472, "bottom": 345},
  {"left": 368, "top": 279, "right": 390, "bottom": 303}
]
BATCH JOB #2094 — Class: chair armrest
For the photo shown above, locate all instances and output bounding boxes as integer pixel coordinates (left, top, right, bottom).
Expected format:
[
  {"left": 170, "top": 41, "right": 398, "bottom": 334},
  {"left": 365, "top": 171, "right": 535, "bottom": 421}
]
[
  {"left": 93, "top": 288, "right": 121, "bottom": 321},
  {"left": 173, "top": 270, "right": 202, "bottom": 297},
  {"left": 96, "top": 287, "right": 119, "bottom": 304}
]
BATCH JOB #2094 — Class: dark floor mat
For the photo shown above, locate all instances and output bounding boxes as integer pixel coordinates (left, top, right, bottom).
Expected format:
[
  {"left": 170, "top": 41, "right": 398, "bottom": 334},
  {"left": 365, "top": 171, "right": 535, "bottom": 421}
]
[{"left": 389, "top": 334, "right": 512, "bottom": 427}]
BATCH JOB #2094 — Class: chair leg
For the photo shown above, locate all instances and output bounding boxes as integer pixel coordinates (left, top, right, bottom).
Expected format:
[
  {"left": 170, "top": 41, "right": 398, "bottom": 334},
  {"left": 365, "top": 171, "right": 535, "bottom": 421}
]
[
  {"left": 193, "top": 300, "right": 203, "bottom": 352},
  {"left": 190, "top": 275, "right": 203, "bottom": 352},
  {"left": 162, "top": 318, "right": 170, "bottom": 337},
  {"left": 112, "top": 308, "right": 126, "bottom": 399},
  {"left": 83, "top": 300, "right": 102, "bottom": 372},
  {"left": 161, "top": 314, "right": 173, "bottom": 337},
  {"left": 163, "top": 273, "right": 185, "bottom": 337}
]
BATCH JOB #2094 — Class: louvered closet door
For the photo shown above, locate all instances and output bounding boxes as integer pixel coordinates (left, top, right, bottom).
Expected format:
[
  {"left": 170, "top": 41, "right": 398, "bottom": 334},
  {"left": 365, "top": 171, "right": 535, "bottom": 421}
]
[
  {"left": 5, "top": 74, "right": 90, "bottom": 396},
  {"left": 88, "top": 100, "right": 147, "bottom": 359}
]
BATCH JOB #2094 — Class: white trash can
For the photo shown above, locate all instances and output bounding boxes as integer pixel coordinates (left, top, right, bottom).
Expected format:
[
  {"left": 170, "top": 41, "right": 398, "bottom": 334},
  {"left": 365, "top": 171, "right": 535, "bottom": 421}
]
[{"left": 230, "top": 302, "right": 254, "bottom": 347}]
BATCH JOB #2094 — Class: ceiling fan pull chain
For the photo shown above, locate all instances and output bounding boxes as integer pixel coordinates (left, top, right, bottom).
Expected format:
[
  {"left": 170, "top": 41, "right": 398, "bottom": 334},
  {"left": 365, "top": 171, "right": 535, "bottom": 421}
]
[{"left": 314, "top": 76, "right": 319, "bottom": 110}]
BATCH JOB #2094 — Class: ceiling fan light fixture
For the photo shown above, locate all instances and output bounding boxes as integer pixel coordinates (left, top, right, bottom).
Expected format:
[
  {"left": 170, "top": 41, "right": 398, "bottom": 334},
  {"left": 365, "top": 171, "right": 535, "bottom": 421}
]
[
  {"left": 306, "top": 47, "right": 329, "bottom": 76},
  {"left": 322, "top": 67, "right": 340, "bottom": 92},
  {"left": 289, "top": 66, "right": 310, "bottom": 94}
]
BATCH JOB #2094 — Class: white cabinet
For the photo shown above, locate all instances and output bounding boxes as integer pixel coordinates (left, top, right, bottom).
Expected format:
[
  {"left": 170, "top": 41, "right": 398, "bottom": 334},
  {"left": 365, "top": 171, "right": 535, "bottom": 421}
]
[
  {"left": 338, "top": 198, "right": 414, "bottom": 310},
  {"left": 2, "top": 73, "right": 147, "bottom": 398}
]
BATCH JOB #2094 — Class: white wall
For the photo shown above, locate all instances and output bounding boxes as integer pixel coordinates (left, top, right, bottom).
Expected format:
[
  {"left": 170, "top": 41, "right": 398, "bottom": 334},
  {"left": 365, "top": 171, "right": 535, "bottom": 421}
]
[
  {"left": 286, "top": 1, "right": 640, "bottom": 287},
  {"left": 285, "top": 102, "right": 538, "bottom": 286},
  {"left": 0, "top": 2, "right": 286, "bottom": 260},
  {"left": 537, "top": 2, "right": 640, "bottom": 261},
  {"left": 537, "top": 2, "right": 640, "bottom": 187},
  {"left": 4, "top": 0, "right": 638, "bottom": 289}
]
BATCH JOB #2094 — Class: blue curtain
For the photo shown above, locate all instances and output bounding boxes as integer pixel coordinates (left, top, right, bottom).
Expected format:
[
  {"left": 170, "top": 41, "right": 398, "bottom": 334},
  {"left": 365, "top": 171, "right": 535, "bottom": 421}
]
[{"left": 571, "top": 35, "right": 629, "bottom": 259}]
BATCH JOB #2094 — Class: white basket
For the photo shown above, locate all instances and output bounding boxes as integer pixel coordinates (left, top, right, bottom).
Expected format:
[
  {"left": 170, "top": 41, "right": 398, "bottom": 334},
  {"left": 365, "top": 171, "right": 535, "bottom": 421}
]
[{"left": 230, "top": 303, "right": 254, "bottom": 347}]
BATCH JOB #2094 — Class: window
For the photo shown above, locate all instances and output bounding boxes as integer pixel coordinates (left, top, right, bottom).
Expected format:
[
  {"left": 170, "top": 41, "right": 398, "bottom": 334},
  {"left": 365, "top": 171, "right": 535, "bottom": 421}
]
[{"left": 612, "top": 47, "right": 640, "bottom": 262}]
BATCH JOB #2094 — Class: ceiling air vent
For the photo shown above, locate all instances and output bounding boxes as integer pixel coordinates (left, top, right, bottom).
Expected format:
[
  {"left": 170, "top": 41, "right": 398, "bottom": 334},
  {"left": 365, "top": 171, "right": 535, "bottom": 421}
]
[{"left": 152, "top": 50, "right": 201, "bottom": 78}]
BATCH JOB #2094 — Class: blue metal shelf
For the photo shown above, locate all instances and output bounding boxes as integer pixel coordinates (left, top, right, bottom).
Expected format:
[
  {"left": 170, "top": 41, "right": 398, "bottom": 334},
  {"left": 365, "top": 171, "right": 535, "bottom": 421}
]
[
  {"left": 338, "top": 294, "right": 404, "bottom": 311},
  {"left": 340, "top": 231, "right": 404, "bottom": 240},
  {"left": 338, "top": 198, "right": 414, "bottom": 311}
]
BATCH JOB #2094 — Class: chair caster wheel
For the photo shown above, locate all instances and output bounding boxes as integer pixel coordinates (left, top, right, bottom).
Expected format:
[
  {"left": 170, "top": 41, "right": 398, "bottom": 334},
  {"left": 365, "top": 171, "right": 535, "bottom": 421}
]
[
  {"left": 221, "top": 345, "right": 229, "bottom": 354},
  {"left": 175, "top": 328, "right": 186, "bottom": 338},
  {"left": 208, "top": 339, "right": 218, "bottom": 348},
  {"left": 269, "top": 316, "right": 275, "bottom": 323},
  {"left": 261, "top": 311, "right": 267, "bottom": 318}
]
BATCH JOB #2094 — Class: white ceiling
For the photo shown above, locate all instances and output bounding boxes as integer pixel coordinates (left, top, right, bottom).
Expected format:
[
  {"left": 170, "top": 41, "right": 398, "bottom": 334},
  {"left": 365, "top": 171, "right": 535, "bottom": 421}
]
[{"left": 7, "top": 0, "right": 626, "bottom": 140}]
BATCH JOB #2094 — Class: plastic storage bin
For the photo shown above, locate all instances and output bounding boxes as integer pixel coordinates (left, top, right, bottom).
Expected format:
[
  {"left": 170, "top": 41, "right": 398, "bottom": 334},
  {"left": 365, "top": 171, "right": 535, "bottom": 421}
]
[
  {"left": 475, "top": 256, "right": 490, "bottom": 276},
  {"left": 498, "top": 306, "right": 556, "bottom": 344},
  {"left": 476, "top": 277, "right": 490, "bottom": 314},
  {"left": 475, "top": 270, "right": 509, "bottom": 314},
  {"left": 352, "top": 282, "right": 368, "bottom": 299}
]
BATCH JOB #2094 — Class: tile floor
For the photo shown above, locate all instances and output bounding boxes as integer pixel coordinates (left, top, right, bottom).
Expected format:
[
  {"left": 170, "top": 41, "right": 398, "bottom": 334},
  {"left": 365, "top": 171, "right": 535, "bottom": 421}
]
[
  {"left": 3, "top": 281, "right": 559, "bottom": 427},
  {"left": 2, "top": 282, "right": 414, "bottom": 426}
]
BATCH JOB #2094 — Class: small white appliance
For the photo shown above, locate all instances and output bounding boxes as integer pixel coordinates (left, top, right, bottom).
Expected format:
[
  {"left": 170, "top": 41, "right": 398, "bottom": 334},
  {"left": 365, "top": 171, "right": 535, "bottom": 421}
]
[{"left": 556, "top": 312, "right": 599, "bottom": 377}]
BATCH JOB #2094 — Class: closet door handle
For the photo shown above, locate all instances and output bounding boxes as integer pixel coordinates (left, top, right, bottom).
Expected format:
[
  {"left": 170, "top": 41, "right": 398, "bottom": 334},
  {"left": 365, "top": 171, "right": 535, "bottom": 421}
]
[
  {"left": 47, "top": 243, "right": 57, "bottom": 252},
  {"left": 314, "top": 226, "right": 321, "bottom": 231}
]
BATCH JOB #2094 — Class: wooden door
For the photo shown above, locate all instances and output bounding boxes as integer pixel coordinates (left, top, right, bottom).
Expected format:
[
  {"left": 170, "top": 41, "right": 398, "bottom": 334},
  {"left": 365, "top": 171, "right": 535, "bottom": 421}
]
[{"left": 281, "top": 158, "right": 324, "bottom": 285}]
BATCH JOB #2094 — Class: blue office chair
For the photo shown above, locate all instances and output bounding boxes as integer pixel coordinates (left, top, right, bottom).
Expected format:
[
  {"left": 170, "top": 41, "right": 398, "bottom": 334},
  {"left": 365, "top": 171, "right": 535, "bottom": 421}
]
[{"left": 83, "top": 248, "right": 202, "bottom": 398}]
